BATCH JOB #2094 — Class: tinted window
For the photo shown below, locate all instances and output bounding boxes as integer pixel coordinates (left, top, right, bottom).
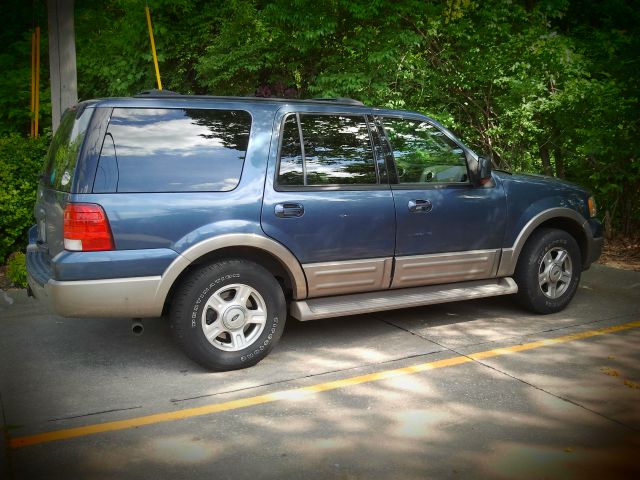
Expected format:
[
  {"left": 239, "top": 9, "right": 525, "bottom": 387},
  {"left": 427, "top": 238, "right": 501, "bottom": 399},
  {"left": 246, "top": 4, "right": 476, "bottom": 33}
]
[
  {"left": 43, "top": 106, "right": 93, "bottom": 192},
  {"left": 382, "top": 118, "right": 468, "bottom": 184},
  {"left": 277, "top": 114, "right": 376, "bottom": 186},
  {"left": 278, "top": 115, "right": 304, "bottom": 186},
  {"left": 96, "top": 108, "right": 251, "bottom": 192}
]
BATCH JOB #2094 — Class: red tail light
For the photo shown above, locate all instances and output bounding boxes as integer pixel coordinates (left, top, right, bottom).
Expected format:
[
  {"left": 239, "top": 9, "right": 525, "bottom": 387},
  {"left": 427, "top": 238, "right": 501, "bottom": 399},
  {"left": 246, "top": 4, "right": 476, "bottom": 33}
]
[{"left": 63, "top": 203, "right": 114, "bottom": 251}]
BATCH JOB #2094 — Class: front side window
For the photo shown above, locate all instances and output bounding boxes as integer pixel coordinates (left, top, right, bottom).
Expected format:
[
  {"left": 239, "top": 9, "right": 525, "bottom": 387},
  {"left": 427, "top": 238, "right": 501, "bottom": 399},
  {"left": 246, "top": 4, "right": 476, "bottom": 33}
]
[
  {"left": 94, "top": 108, "right": 251, "bottom": 193},
  {"left": 277, "top": 114, "right": 377, "bottom": 186},
  {"left": 382, "top": 118, "right": 468, "bottom": 184}
]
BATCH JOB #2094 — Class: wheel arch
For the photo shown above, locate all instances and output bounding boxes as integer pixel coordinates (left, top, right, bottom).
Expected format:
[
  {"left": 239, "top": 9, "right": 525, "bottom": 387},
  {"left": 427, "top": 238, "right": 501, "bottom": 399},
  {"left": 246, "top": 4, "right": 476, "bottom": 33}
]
[
  {"left": 497, "top": 208, "right": 592, "bottom": 276},
  {"left": 156, "top": 234, "right": 307, "bottom": 316}
]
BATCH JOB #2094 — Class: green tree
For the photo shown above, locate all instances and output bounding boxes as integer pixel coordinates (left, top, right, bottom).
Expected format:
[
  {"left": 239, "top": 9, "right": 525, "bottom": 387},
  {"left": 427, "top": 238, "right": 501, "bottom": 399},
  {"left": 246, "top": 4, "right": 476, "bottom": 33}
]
[{"left": 0, "top": 0, "right": 637, "bottom": 238}]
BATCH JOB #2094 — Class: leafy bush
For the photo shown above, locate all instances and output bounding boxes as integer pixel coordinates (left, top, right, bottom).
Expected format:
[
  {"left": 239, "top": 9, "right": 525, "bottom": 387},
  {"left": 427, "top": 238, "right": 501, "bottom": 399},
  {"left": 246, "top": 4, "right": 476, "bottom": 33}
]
[
  {"left": 6, "top": 251, "right": 27, "bottom": 288},
  {"left": 0, "top": 134, "right": 49, "bottom": 263}
]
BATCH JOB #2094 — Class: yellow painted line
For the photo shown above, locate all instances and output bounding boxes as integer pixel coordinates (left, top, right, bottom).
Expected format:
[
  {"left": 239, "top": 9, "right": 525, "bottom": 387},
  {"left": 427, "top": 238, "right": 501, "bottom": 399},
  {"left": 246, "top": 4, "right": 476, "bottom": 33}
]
[{"left": 10, "top": 320, "right": 640, "bottom": 449}]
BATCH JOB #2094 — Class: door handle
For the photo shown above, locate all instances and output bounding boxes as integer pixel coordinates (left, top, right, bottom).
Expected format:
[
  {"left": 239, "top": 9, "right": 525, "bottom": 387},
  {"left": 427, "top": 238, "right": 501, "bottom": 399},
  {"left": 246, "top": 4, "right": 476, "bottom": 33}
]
[
  {"left": 275, "top": 203, "right": 304, "bottom": 218},
  {"left": 408, "top": 199, "right": 432, "bottom": 213}
]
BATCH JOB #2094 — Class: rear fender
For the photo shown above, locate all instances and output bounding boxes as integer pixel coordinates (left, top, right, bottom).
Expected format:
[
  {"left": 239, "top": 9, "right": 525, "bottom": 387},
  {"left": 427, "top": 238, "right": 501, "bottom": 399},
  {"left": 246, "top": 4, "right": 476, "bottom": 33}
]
[{"left": 155, "top": 233, "right": 307, "bottom": 305}]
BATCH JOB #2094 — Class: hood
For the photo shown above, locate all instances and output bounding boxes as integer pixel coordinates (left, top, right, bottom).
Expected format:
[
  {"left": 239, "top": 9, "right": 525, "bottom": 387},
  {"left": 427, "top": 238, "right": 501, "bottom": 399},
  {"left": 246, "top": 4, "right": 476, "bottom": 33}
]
[{"left": 494, "top": 171, "right": 588, "bottom": 194}]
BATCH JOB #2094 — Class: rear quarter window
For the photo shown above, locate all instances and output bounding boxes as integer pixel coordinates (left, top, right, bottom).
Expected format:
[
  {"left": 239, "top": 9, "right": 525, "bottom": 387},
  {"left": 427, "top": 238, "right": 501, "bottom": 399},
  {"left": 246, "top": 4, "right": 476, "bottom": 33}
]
[
  {"left": 93, "top": 108, "right": 251, "bottom": 193},
  {"left": 43, "top": 106, "right": 93, "bottom": 192}
]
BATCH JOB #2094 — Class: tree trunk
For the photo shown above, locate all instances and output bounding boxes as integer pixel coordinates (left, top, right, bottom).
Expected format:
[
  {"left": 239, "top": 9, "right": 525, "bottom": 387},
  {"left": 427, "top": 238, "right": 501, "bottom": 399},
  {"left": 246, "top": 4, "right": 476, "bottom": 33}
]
[
  {"left": 539, "top": 143, "right": 553, "bottom": 176},
  {"left": 554, "top": 145, "right": 565, "bottom": 178}
]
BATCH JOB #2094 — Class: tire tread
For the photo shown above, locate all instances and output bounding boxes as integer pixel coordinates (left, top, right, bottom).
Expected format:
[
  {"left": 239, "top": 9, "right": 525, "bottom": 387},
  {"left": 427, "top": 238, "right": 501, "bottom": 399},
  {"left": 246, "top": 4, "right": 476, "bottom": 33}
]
[
  {"left": 169, "top": 259, "right": 286, "bottom": 371},
  {"left": 514, "top": 228, "right": 581, "bottom": 314}
]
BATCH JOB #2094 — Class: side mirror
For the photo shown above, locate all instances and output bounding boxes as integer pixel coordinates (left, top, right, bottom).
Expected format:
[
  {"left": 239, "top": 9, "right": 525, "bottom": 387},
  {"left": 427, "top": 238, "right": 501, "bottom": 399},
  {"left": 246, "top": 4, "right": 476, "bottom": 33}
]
[{"left": 478, "top": 156, "right": 492, "bottom": 184}]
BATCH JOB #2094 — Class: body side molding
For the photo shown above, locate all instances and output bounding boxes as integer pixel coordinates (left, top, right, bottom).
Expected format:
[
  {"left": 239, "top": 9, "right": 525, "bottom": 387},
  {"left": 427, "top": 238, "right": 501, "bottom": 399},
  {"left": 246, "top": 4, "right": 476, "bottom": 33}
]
[
  {"left": 303, "top": 257, "right": 393, "bottom": 298},
  {"left": 392, "top": 249, "right": 500, "bottom": 289}
]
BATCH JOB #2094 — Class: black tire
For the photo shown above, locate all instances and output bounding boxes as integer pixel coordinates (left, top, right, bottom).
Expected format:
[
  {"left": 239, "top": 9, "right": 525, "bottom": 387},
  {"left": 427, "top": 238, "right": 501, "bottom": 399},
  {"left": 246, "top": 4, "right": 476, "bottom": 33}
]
[
  {"left": 170, "top": 259, "right": 286, "bottom": 371},
  {"left": 514, "top": 228, "right": 582, "bottom": 314}
]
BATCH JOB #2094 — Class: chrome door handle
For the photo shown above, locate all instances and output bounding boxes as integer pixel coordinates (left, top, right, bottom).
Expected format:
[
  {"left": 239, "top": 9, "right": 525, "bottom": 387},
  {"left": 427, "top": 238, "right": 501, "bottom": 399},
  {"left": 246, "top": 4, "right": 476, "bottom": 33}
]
[
  {"left": 275, "top": 203, "right": 304, "bottom": 218},
  {"left": 408, "top": 199, "right": 432, "bottom": 213}
]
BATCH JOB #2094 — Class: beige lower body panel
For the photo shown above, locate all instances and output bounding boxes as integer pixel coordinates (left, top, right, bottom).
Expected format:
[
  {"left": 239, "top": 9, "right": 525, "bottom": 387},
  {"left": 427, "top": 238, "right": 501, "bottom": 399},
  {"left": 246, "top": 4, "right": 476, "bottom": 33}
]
[
  {"left": 46, "top": 276, "right": 164, "bottom": 318},
  {"left": 391, "top": 249, "right": 501, "bottom": 289},
  {"left": 303, "top": 257, "right": 393, "bottom": 298}
]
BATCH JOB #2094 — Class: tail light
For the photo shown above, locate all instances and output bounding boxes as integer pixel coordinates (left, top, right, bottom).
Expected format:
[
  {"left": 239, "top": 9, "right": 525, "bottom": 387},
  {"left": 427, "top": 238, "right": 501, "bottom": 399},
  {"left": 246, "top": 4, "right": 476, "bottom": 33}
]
[{"left": 63, "top": 203, "right": 114, "bottom": 251}]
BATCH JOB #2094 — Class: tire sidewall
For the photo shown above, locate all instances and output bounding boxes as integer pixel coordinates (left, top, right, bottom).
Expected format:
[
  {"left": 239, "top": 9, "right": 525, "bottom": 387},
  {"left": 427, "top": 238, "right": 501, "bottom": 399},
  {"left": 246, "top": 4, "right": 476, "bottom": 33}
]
[
  {"left": 176, "top": 261, "right": 286, "bottom": 370},
  {"left": 519, "top": 230, "right": 581, "bottom": 313}
]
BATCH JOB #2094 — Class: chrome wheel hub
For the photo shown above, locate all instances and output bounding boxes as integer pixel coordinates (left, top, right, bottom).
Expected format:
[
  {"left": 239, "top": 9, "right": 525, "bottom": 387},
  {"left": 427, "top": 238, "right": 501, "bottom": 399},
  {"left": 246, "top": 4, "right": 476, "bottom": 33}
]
[
  {"left": 538, "top": 247, "right": 573, "bottom": 299},
  {"left": 222, "top": 306, "right": 247, "bottom": 330},
  {"left": 201, "top": 283, "right": 267, "bottom": 352}
]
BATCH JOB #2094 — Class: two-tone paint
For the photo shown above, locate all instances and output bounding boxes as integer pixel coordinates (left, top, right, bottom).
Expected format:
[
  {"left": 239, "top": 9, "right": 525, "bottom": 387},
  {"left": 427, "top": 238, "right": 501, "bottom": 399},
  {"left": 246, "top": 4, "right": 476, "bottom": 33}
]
[{"left": 26, "top": 96, "right": 603, "bottom": 320}]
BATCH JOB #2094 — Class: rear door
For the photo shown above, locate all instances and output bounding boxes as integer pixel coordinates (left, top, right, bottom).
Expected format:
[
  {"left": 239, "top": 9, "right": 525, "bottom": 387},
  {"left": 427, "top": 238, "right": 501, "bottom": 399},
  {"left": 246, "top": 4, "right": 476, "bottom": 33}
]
[
  {"left": 378, "top": 115, "right": 507, "bottom": 289},
  {"left": 261, "top": 109, "right": 396, "bottom": 298}
]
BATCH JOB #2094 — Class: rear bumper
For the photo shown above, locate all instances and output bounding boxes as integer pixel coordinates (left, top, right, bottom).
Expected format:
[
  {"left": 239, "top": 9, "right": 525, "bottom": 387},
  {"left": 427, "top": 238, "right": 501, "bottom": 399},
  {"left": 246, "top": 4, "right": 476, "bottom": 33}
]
[
  {"left": 46, "top": 276, "right": 164, "bottom": 317},
  {"left": 27, "top": 267, "right": 164, "bottom": 318},
  {"left": 27, "top": 270, "right": 48, "bottom": 302},
  {"left": 26, "top": 245, "right": 168, "bottom": 318}
]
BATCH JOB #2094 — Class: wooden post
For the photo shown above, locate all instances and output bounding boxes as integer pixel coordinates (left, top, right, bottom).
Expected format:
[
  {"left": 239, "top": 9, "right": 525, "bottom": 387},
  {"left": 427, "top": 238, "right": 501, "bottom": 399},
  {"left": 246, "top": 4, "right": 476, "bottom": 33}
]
[{"left": 48, "top": 0, "right": 78, "bottom": 133}]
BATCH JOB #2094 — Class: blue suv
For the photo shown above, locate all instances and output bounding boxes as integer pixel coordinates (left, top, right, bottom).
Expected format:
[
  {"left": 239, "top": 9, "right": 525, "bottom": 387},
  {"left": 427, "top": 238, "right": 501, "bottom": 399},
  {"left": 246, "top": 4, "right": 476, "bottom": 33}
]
[{"left": 26, "top": 93, "right": 603, "bottom": 370}]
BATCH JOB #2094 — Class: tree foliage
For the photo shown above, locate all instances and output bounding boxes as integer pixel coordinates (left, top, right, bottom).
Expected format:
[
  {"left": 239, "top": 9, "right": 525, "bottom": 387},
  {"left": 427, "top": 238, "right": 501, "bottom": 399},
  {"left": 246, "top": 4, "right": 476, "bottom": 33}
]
[
  {"left": 0, "top": 134, "right": 49, "bottom": 262},
  {"left": 0, "top": 0, "right": 638, "bottom": 241}
]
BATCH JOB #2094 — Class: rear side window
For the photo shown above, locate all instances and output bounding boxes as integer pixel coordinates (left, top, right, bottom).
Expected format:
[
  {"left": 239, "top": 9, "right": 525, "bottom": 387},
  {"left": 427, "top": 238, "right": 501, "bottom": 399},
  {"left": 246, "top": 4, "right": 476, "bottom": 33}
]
[
  {"left": 43, "top": 106, "right": 93, "bottom": 192},
  {"left": 277, "top": 113, "right": 377, "bottom": 187},
  {"left": 94, "top": 108, "right": 251, "bottom": 193}
]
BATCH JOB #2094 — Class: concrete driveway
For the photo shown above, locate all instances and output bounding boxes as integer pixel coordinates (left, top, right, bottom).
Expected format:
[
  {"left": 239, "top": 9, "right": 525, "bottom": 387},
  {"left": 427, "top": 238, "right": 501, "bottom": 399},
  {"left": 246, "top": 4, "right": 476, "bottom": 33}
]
[{"left": 1, "top": 264, "right": 639, "bottom": 479}]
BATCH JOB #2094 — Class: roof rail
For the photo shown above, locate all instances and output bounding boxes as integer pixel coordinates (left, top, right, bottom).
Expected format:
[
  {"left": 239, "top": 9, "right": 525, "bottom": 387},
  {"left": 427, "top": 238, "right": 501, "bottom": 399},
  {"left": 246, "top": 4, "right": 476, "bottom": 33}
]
[
  {"left": 135, "top": 89, "right": 182, "bottom": 97},
  {"left": 128, "top": 92, "right": 366, "bottom": 106},
  {"left": 310, "top": 97, "right": 365, "bottom": 106}
]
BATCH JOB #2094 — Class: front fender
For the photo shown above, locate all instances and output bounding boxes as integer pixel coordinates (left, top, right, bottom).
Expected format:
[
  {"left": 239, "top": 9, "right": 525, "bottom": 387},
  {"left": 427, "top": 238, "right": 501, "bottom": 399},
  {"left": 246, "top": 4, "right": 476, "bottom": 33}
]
[{"left": 497, "top": 207, "right": 593, "bottom": 276}]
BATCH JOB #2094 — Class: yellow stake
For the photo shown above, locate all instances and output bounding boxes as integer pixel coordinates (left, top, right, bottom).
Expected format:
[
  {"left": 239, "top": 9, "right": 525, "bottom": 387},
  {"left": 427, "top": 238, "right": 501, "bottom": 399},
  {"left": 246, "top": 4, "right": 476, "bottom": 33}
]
[
  {"left": 145, "top": 6, "right": 162, "bottom": 90},
  {"left": 29, "top": 27, "right": 41, "bottom": 138},
  {"left": 34, "top": 26, "right": 40, "bottom": 138},
  {"left": 30, "top": 31, "right": 35, "bottom": 137}
]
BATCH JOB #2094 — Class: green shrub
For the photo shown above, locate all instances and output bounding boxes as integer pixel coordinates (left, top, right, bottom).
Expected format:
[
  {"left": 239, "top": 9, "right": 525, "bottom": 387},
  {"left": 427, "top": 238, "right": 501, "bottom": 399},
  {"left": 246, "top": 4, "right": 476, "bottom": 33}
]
[
  {"left": 0, "top": 134, "right": 49, "bottom": 263},
  {"left": 6, "top": 251, "right": 27, "bottom": 288}
]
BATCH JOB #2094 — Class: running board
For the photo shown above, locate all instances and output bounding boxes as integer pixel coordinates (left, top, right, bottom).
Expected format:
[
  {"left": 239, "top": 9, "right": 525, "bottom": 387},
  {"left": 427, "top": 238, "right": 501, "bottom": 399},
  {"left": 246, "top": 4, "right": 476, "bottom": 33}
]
[{"left": 290, "top": 277, "right": 518, "bottom": 321}]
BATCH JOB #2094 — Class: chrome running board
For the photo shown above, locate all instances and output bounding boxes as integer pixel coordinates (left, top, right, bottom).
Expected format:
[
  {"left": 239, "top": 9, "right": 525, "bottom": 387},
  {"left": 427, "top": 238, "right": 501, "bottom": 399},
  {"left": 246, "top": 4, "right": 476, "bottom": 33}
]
[{"left": 290, "top": 277, "right": 518, "bottom": 321}]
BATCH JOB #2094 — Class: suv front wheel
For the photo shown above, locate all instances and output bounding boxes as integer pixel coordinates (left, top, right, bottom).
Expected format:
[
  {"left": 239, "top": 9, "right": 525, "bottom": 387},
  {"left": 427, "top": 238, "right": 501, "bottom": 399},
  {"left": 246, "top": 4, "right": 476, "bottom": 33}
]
[
  {"left": 514, "top": 228, "right": 582, "bottom": 314},
  {"left": 170, "top": 259, "right": 287, "bottom": 371}
]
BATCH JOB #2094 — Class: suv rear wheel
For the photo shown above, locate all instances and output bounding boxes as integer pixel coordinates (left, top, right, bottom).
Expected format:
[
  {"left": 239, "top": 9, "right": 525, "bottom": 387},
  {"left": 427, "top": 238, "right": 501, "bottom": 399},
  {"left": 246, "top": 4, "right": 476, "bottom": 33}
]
[
  {"left": 170, "top": 259, "right": 286, "bottom": 371},
  {"left": 514, "top": 228, "right": 581, "bottom": 314}
]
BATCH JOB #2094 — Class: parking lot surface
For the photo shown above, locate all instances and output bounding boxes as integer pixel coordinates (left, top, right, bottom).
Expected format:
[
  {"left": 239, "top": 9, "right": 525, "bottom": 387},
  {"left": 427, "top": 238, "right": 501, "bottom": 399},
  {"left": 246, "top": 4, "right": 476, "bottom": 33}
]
[{"left": 1, "top": 264, "right": 639, "bottom": 479}]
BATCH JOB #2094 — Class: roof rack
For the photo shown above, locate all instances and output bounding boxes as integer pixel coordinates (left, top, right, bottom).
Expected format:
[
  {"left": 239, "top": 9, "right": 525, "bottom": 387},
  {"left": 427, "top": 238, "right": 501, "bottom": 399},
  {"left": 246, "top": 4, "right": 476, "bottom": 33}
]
[
  {"left": 310, "top": 97, "right": 364, "bottom": 106},
  {"left": 129, "top": 92, "right": 366, "bottom": 107},
  {"left": 135, "top": 89, "right": 182, "bottom": 97}
]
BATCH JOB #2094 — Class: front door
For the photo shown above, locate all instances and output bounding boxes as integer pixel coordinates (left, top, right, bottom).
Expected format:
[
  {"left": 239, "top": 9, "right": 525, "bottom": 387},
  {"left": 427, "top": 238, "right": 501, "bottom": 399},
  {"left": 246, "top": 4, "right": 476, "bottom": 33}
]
[{"left": 378, "top": 116, "right": 507, "bottom": 289}]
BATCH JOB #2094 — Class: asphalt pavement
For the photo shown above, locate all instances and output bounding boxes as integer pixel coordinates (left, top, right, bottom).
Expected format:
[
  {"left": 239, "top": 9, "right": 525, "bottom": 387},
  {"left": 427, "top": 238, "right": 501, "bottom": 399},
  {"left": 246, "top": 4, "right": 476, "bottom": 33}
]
[{"left": 1, "top": 264, "right": 639, "bottom": 479}]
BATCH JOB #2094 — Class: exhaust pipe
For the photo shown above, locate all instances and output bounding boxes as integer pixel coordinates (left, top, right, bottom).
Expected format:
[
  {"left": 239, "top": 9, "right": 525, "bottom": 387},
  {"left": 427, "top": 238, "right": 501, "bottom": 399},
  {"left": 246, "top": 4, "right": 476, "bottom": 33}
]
[{"left": 131, "top": 319, "right": 144, "bottom": 336}]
